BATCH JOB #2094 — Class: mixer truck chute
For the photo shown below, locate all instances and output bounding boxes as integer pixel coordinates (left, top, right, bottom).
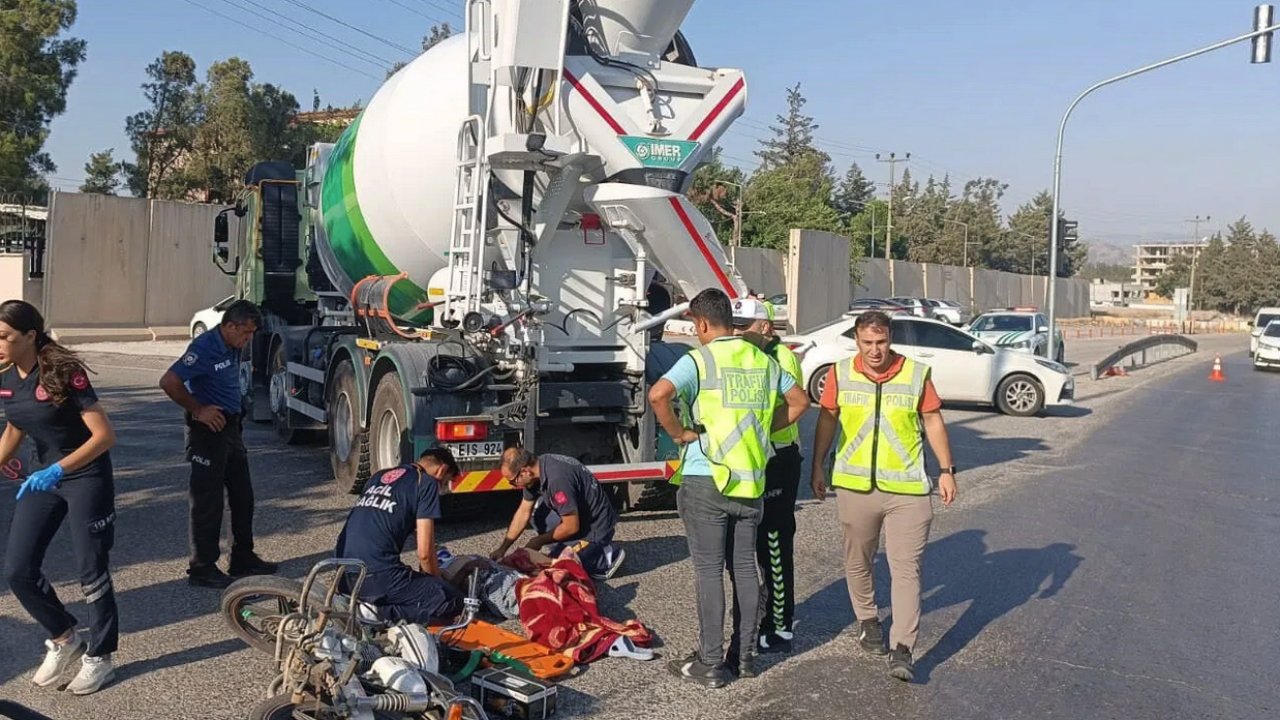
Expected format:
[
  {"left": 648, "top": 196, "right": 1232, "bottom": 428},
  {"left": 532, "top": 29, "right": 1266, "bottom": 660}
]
[{"left": 215, "top": 0, "right": 751, "bottom": 501}]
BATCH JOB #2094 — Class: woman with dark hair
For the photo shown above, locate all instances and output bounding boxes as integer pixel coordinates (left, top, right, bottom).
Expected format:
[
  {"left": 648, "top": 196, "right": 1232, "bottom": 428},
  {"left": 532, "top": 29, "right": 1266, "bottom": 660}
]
[{"left": 0, "top": 299, "right": 119, "bottom": 695}]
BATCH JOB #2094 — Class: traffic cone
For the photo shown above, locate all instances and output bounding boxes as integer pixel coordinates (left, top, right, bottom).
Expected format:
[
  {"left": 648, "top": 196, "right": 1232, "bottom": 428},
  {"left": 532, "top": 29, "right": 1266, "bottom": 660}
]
[{"left": 1209, "top": 354, "right": 1225, "bottom": 382}]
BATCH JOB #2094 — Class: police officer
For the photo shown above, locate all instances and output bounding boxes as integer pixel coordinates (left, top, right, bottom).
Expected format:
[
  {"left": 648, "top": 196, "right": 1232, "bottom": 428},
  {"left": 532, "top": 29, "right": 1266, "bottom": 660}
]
[
  {"left": 729, "top": 298, "right": 805, "bottom": 654},
  {"left": 0, "top": 300, "right": 120, "bottom": 694},
  {"left": 649, "top": 288, "right": 810, "bottom": 687},
  {"left": 159, "top": 299, "right": 276, "bottom": 588},
  {"left": 334, "top": 448, "right": 467, "bottom": 623},
  {"left": 810, "top": 310, "right": 958, "bottom": 682}
]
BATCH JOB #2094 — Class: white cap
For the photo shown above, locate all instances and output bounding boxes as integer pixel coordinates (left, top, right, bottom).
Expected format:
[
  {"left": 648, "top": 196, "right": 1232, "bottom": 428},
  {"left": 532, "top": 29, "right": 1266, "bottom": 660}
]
[{"left": 731, "top": 298, "right": 770, "bottom": 323}]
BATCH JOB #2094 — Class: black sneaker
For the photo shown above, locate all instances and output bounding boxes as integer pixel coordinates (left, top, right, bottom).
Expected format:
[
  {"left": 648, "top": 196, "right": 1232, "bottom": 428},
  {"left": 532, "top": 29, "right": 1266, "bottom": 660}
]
[
  {"left": 723, "top": 649, "right": 757, "bottom": 679},
  {"left": 668, "top": 652, "right": 729, "bottom": 688},
  {"left": 888, "top": 644, "right": 914, "bottom": 682},
  {"left": 228, "top": 554, "right": 279, "bottom": 577},
  {"left": 758, "top": 631, "right": 793, "bottom": 655},
  {"left": 187, "top": 566, "right": 234, "bottom": 589},
  {"left": 857, "top": 617, "right": 887, "bottom": 656}
]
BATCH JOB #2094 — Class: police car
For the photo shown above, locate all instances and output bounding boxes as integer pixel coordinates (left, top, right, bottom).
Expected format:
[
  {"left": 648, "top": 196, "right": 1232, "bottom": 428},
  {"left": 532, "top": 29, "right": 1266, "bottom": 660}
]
[{"left": 964, "top": 308, "right": 1065, "bottom": 363}]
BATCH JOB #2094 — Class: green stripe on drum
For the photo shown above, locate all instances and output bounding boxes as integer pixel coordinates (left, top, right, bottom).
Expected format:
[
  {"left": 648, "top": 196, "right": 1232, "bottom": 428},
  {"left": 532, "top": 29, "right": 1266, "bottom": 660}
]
[{"left": 322, "top": 113, "right": 430, "bottom": 323}]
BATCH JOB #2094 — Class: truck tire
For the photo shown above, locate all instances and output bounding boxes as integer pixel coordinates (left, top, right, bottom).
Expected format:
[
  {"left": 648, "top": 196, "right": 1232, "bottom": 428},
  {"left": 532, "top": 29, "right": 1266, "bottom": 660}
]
[
  {"left": 328, "top": 359, "right": 370, "bottom": 494},
  {"left": 270, "top": 343, "right": 304, "bottom": 445},
  {"left": 369, "top": 371, "right": 410, "bottom": 473}
]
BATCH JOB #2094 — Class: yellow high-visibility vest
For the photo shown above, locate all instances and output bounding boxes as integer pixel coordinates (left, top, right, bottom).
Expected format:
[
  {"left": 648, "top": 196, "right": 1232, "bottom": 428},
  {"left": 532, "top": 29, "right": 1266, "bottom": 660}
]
[
  {"left": 766, "top": 340, "right": 802, "bottom": 446},
  {"left": 830, "top": 355, "right": 931, "bottom": 495},
  {"left": 670, "top": 337, "right": 779, "bottom": 499}
]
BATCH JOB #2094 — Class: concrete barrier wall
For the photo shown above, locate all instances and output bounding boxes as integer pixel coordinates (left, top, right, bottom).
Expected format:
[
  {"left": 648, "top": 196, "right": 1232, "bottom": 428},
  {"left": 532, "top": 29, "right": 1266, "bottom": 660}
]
[
  {"left": 44, "top": 193, "right": 151, "bottom": 327},
  {"left": 729, "top": 246, "right": 786, "bottom": 298},
  {"left": 787, "top": 229, "right": 851, "bottom": 334},
  {"left": 1, "top": 254, "right": 24, "bottom": 301},
  {"left": 849, "top": 258, "right": 1091, "bottom": 318},
  {"left": 145, "top": 200, "right": 238, "bottom": 326},
  {"left": 40, "top": 192, "right": 235, "bottom": 330}
]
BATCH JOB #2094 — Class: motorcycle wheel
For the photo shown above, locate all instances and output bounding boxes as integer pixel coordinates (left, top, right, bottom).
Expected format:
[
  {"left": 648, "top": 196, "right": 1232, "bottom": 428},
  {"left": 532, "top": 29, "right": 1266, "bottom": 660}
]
[{"left": 220, "top": 576, "right": 345, "bottom": 655}]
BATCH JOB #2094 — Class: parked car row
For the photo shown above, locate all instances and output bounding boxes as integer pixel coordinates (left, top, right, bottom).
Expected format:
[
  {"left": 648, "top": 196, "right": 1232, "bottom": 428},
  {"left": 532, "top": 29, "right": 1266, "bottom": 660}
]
[{"left": 848, "top": 297, "right": 971, "bottom": 326}]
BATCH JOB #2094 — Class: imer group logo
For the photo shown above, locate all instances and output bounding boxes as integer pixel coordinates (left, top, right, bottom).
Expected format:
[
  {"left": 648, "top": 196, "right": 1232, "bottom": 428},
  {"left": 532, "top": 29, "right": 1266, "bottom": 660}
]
[{"left": 620, "top": 136, "right": 700, "bottom": 169}]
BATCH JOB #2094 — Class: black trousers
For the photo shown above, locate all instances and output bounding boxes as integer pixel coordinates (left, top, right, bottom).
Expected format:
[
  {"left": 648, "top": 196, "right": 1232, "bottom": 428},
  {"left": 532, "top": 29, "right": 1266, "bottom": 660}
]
[
  {"left": 727, "top": 443, "right": 803, "bottom": 658},
  {"left": 757, "top": 443, "right": 802, "bottom": 636},
  {"left": 186, "top": 415, "right": 255, "bottom": 570},
  {"left": 3, "top": 473, "right": 119, "bottom": 657}
]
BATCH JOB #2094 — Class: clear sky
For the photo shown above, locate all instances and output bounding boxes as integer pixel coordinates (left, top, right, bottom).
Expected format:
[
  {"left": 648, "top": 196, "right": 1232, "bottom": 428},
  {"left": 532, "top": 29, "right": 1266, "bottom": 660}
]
[{"left": 43, "top": 0, "right": 1280, "bottom": 245}]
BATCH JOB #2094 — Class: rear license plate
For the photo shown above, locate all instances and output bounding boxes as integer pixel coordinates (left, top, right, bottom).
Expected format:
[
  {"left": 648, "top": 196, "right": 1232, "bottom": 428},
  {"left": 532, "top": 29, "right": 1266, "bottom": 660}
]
[{"left": 447, "top": 441, "right": 504, "bottom": 459}]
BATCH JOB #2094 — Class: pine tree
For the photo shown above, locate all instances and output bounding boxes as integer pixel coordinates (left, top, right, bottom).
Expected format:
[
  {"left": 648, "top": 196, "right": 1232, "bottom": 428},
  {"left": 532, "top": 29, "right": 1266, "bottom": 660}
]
[
  {"left": 80, "top": 149, "right": 123, "bottom": 195},
  {"left": 754, "top": 83, "right": 829, "bottom": 170},
  {"left": 832, "top": 162, "right": 875, "bottom": 220}
]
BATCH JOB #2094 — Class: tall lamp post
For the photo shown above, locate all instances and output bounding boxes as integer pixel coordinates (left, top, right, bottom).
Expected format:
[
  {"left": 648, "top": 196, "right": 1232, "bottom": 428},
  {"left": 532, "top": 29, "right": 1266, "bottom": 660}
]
[
  {"left": 1046, "top": 4, "right": 1278, "bottom": 362},
  {"left": 943, "top": 218, "right": 971, "bottom": 267}
]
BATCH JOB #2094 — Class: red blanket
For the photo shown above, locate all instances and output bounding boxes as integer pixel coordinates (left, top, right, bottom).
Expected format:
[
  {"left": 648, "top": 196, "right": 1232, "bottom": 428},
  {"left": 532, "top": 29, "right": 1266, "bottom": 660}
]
[{"left": 508, "top": 549, "right": 653, "bottom": 663}]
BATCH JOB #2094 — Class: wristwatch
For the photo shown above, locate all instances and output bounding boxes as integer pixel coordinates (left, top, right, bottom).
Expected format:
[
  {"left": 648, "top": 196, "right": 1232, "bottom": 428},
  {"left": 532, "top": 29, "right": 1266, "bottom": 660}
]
[{"left": 940, "top": 466, "right": 957, "bottom": 476}]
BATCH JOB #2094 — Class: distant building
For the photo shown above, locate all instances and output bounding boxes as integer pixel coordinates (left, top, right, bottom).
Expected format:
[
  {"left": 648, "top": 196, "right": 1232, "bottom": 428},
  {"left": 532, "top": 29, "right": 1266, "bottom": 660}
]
[
  {"left": 1089, "top": 278, "right": 1142, "bottom": 307},
  {"left": 1132, "top": 242, "right": 1206, "bottom": 293}
]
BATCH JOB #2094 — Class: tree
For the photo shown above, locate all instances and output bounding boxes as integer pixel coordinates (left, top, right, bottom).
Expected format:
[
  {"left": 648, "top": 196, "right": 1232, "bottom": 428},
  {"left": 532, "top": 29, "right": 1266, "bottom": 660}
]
[
  {"left": 388, "top": 23, "right": 453, "bottom": 76},
  {"left": 754, "top": 83, "right": 829, "bottom": 171},
  {"left": 1153, "top": 253, "right": 1192, "bottom": 298},
  {"left": 992, "top": 191, "right": 1053, "bottom": 274},
  {"left": 832, "top": 162, "right": 875, "bottom": 221},
  {"left": 1081, "top": 261, "right": 1135, "bottom": 283},
  {"left": 687, "top": 147, "right": 746, "bottom": 244},
  {"left": 741, "top": 152, "right": 843, "bottom": 250},
  {"left": 0, "top": 0, "right": 86, "bottom": 199},
  {"left": 80, "top": 149, "right": 123, "bottom": 194},
  {"left": 123, "top": 51, "right": 200, "bottom": 198}
]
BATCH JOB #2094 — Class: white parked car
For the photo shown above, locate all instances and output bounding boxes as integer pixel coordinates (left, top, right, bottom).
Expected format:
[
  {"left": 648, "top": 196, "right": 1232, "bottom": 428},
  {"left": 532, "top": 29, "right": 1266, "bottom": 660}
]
[
  {"left": 927, "top": 298, "right": 970, "bottom": 326},
  {"left": 1250, "top": 306, "right": 1280, "bottom": 356},
  {"left": 783, "top": 314, "right": 1075, "bottom": 417},
  {"left": 189, "top": 295, "right": 236, "bottom": 337},
  {"left": 1254, "top": 320, "right": 1280, "bottom": 370}
]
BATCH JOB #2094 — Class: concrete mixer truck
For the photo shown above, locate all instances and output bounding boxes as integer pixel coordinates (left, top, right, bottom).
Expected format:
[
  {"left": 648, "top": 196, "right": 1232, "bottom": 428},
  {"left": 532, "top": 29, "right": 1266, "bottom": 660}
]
[{"left": 210, "top": 0, "right": 751, "bottom": 503}]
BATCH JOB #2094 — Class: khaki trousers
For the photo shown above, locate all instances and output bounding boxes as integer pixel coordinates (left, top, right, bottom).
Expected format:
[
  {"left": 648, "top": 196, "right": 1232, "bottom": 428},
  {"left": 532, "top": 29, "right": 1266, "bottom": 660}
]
[{"left": 835, "top": 486, "right": 933, "bottom": 651}]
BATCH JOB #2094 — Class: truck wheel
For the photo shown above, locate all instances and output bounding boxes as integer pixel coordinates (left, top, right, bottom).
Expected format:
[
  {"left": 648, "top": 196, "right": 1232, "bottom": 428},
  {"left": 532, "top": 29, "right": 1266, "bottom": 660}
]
[
  {"left": 328, "top": 360, "right": 370, "bottom": 494},
  {"left": 270, "top": 343, "right": 303, "bottom": 445},
  {"left": 369, "top": 371, "right": 410, "bottom": 473}
]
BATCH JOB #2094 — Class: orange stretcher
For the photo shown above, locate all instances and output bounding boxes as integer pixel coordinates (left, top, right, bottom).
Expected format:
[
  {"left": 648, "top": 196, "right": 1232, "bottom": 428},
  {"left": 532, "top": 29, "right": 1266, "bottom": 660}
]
[{"left": 428, "top": 619, "right": 576, "bottom": 681}]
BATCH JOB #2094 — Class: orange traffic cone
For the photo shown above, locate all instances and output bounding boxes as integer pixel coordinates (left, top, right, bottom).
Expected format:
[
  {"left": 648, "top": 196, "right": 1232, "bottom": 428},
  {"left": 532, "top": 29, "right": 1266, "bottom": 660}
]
[{"left": 1209, "top": 354, "right": 1225, "bottom": 382}]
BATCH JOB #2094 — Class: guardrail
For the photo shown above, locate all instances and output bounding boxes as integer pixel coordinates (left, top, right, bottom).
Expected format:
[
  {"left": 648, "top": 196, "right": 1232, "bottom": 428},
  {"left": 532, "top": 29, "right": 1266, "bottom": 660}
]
[{"left": 1090, "top": 334, "right": 1199, "bottom": 380}]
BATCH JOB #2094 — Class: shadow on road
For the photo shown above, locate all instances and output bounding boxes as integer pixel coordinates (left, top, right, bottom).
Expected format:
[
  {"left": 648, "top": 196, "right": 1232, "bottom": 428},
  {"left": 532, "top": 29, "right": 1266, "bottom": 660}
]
[
  {"left": 931, "top": 425, "right": 1048, "bottom": 472},
  {"left": 913, "top": 529, "right": 1083, "bottom": 683}
]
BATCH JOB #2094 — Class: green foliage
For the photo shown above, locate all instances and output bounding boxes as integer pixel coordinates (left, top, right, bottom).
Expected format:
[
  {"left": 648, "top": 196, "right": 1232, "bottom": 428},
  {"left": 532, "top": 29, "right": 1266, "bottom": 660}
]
[
  {"left": 1153, "top": 253, "right": 1191, "bottom": 299},
  {"left": 79, "top": 148, "right": 123, "bottom": 194},
  {"left": 0, "top": 0, "right": 86, "bottom": 199},
  {"left": 754, "top": 83, "right": 829, "bottom": 172},
  {"left": 122, "top": 50, "right": 200, "bottom": 198},
  {"left": 1081, "top": 261, "right": 1134, "bottom": 283},
  {"left": 688, "top": 147, "right": 745, "bottom": 244},
  {"left": 741, "top": 152, "right": 843, "bottom": 250},
  {"left": 831, "top": 162, "right": 875, "bottom": 220},
  {"left": 388, "top": 23, "right": 453, "bottom": 77}
]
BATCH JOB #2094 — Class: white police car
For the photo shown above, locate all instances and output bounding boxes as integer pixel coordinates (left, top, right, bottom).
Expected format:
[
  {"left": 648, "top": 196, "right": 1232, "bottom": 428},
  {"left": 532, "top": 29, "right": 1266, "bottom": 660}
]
[{"left": 964, "top": 308, "right": 1065, "bottom": 363}]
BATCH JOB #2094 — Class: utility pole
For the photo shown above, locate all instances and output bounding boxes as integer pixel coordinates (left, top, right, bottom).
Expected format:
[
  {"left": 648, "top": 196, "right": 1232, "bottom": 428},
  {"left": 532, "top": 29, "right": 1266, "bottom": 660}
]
[
  {"left": 876, "top": 152, "right": 909, "bottom": 294},
  {"left": 1184, "top": 214, "right": 1209, "bottom": 311}
]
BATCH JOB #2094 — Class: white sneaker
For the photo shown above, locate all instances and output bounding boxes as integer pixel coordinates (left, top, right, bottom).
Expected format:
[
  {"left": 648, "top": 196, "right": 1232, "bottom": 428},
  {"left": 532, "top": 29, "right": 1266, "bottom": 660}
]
[
  {"left": 66, "top": 654, "right": 115, "bottom": 695},
  {"left": 591, "top": 546, "right": 627, "bottom": 580},
  {"left": 32, "top": 630, "right": 86, "bottom": 687}
]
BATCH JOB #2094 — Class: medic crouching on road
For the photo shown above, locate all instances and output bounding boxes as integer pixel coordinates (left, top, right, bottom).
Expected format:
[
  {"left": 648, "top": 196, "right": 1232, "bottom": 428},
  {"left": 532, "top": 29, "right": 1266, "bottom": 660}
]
[
  {"left": 159, "top": 300, "right": 277, "bottom": 589},
  {"left": 491, "top": 448, "right": 627, "bottom": 581},
  {"left": 334, "top": 448, "right": 470, "bottom": 624},
  {"left": 0, "top": 299, "right": 120, "bottom": 695}
]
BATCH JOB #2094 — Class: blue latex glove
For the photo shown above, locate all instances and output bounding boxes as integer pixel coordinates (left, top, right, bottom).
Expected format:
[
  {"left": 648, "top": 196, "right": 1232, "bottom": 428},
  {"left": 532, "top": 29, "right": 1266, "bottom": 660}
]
[{"left": 16, "top": 463, "right": 64, "bottom": 500}]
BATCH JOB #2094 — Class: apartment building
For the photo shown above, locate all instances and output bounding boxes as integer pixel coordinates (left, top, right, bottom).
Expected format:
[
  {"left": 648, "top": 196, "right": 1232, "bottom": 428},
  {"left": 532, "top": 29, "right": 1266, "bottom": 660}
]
[{"left": 1132, "top": 242, "right": 1206, "bottom": 293}]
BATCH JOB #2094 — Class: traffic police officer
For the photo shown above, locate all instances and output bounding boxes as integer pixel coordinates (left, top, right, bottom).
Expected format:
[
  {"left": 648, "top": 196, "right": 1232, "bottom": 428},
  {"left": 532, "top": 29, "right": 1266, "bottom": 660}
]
[
  {"left": 0, "top": 299, "right": 120, "bottom": 694},
  {"left": 649, "top": 288, "right": 810, "bottom": 686},
  {"left": 729, "top": 298, "right": 805, "bottom": 654},
  {"left": 159, "top": 299, "right": 277, "bottom": 588},
  {"left": 810, "top": 310, "right": 958, "bottom": 682}
]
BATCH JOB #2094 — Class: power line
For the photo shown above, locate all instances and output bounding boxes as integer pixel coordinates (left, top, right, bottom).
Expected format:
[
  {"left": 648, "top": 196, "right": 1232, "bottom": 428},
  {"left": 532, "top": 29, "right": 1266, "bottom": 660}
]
[
  {"left": 179, "top": 0, "right": 383, "bottom": 80},
  {"left": 279, "top": 0, "right": 419, "bottom": 56},
  {"left": 220, "top": 0, "right": 398, "bottom": 69},
  {"left": 418, "top": 0, "right": 465, "bottom": 21},
  {"left": 378, "top": 0, "right": 451, "bottom": 26}
]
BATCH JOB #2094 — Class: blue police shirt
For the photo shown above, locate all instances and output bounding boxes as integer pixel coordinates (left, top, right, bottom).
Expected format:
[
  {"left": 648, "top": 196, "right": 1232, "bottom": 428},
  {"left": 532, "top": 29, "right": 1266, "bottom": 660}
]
[
  {"left": 335, "top": 464, "right": 443, "bottom": 574},
  {"left": 168, "top": 327, "right": 242, "bottom": 414},
  {"left": 660, "top": 336, "right": 796, "bottom": 477}
]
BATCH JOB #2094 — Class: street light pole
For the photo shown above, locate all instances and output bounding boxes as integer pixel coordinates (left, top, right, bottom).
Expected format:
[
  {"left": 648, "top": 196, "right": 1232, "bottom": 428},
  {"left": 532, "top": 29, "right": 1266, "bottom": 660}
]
[
  {"left": 944, "top": 218, "right": 971, "bottom": 266},
  {"left": 876, "top": 152, "right": 910, "bottom": 294},
  {"left": 1046, "top": 5, "right": 1277, "bottom": 362},
  {"left": 1184, "top": 214, "right": 1210, "bottom": 311}
]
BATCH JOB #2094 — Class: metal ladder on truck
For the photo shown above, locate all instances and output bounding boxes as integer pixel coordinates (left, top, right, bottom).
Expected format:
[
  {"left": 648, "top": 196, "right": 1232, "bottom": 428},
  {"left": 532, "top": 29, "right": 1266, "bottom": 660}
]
[{"left": 445, "top": 115, "right": 488, "bottom": 321}]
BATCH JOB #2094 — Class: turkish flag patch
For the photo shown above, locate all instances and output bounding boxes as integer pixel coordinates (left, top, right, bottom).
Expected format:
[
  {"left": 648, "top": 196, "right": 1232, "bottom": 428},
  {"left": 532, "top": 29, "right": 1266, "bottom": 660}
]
[
  {"left": 0, "top": 389, "right": 12, "bottom": 398},
  {"left": 553, "top": 491, "right": 568, "bottom": 506},
  {"left": 381, "top": 467, "right": 406, "bottom": 484},
  {"left": 34, "top": 385, "right": 49, "bottom": 402},
  {"left": 71, "top": 372, "right": 88, "bottom": 390}
]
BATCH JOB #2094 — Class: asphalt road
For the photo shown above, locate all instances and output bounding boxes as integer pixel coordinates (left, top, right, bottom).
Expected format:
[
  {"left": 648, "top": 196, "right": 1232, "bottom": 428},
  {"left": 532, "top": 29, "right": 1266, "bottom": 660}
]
[{"left": 0, "top": 333, "right": 1264, "bottom": 720}]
